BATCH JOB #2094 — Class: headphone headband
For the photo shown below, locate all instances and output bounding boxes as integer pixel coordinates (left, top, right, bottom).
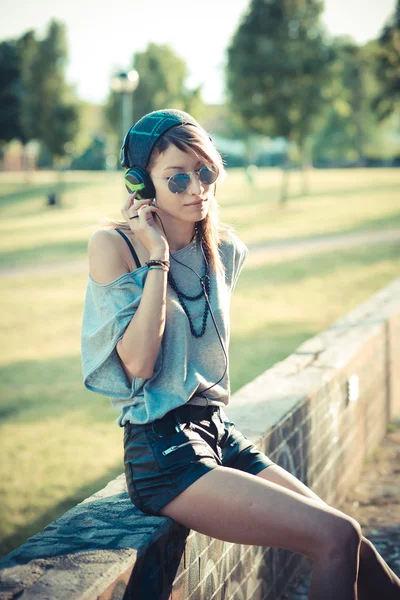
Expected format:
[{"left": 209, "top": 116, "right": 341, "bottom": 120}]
[{"left": 120, "top": 109, "right": 205, "bottom": 170}]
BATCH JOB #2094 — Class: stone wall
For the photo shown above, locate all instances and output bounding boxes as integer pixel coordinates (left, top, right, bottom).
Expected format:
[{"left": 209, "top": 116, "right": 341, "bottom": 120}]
[{"left": 1, "top": 277, "right": 400, "bottom": 600}]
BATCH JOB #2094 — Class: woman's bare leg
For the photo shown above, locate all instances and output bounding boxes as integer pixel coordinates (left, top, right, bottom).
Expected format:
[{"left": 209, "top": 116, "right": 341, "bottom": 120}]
[
  {"left": 159, "top": 466, "right": 361, "bottom": 600},
  {"left": 256, "top": 464, "right": 400, "bottom": 599}
]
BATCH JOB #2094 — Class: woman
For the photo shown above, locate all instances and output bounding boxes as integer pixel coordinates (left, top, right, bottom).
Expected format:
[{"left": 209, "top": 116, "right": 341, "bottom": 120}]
[{"left": 81, "top": 109, "right": 400, "bottom": 599}]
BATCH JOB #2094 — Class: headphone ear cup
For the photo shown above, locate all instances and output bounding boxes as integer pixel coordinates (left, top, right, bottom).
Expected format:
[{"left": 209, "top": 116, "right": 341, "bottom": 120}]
[{"left": 124, "top": 168, "right": 156, "bottom": 200}]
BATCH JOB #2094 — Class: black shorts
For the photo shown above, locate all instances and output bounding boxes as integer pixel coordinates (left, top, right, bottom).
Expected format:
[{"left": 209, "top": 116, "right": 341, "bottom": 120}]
[{"left": 123, "top": 404, "right": 274, "bottom": 515}]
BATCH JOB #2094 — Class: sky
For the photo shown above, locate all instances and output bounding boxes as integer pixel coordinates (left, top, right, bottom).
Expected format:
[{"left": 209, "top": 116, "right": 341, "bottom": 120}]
[{"left": 1, "top": 0, "right": 396, "bottom": 106}]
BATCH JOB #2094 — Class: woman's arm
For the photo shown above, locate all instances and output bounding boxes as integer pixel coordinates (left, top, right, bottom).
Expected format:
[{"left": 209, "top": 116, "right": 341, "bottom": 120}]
[{"left": 88, "top": 230, "right": 168, "bottom": 382}]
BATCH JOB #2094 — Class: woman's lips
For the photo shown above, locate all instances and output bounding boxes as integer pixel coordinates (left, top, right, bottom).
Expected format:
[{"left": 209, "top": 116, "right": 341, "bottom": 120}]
[{"left": 185, "top": 199, "right": 207, "bottom": 207}]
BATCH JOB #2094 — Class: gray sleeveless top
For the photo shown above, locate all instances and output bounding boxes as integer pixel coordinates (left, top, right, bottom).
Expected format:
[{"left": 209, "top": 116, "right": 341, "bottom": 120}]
[{"left": 80, "top": 229, "right": 248, "bottom": 426}]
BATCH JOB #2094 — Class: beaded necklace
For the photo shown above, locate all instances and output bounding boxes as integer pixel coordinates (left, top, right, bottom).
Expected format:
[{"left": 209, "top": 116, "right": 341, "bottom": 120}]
[{"left": 168, "top": 239, "right": 211, "bottom": 338}]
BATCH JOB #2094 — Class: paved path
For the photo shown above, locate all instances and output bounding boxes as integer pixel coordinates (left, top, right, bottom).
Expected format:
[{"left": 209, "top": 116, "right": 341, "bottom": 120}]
[{"left": 1, "top": 228, "right": 400, "bottom": 280}]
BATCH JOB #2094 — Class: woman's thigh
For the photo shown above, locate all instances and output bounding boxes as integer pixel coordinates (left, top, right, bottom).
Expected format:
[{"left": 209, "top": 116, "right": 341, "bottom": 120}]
[
  {"left": 158, "top": 465, "right": 359, "bottom": 560},
  {"left": 255, "top": 464, "right": 329, "bottom": 506}
]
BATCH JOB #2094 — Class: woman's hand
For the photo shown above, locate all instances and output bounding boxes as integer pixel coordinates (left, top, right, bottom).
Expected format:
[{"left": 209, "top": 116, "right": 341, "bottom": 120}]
[{"left": 121, "top": 192, "right": 168, "bottom": 255}]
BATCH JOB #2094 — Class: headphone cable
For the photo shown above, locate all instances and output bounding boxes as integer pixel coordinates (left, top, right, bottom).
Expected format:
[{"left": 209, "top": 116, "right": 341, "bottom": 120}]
[{"left": 153, "top": 213, "right": 228, "bottom": 397}]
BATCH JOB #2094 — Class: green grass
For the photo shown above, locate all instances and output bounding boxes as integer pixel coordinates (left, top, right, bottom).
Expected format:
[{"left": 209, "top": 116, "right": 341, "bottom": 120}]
[
  {"left": 230, "top": 240, "right": 400, "bottom": 390},
  {"left": 0, "top": 171, "right": 117, "bottom": 269},
  {"left": 1, "top": 168, "right": 400, "bottom": 558},
  {"left": 0, "top": 168, "right": 399, "bottom": 268}
]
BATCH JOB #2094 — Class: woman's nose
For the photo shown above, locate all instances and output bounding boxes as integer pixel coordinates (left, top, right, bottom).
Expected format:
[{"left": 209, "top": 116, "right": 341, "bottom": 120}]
[{"left": 187, "top": 171, "right": 204, "bottom": 195}]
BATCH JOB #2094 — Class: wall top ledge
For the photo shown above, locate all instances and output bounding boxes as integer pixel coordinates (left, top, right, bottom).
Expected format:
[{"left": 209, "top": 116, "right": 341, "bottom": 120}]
[
  {"left": 226, "top": 276, "right": 400, "bottom": 438},
  {"left": 0, "top": 475, "right": 178, "bottom": 600}
]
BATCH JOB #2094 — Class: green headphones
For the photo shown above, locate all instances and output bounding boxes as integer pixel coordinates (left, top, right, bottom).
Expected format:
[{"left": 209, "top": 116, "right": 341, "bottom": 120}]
[{"left": 120, "top": 109, "right": 210, "bottom": 199}]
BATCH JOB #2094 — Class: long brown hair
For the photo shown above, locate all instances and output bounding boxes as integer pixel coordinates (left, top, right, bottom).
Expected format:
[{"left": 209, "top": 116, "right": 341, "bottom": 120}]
[{"left": 98, "top": 122, "right": 234, "bottom": 275}]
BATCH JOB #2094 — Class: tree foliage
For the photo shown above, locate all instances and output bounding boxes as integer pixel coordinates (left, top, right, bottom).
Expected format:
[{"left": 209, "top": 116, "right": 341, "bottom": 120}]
[
  {"left": 132, "top": 43, "right": 189, "bottom": 121},
  {"left": 226, "top": 0, "right": 335, "bottom": 201},
  {"left": 105, "top": 43, "right": 204, "bottom": 143},
  {"left": 227, "top": 0, "right": 334, "bottom": 144},
  {"left": 16, "top": 30, "right": 38, "bottom": 144},
  {"left": 372, "top": 0, "right": 400, "bottom": 122},
  {"left": 28, "top": 20, "right": 79, "bottom": 161},
  {"left": 0, "top": 41, "right": 23, "bottom": 143},
  {"left": 0, "top": 20, "right": 79, "bottom": 164},
  {"left": 70, "top": 135, "right": 107, "bottom": 170},
  {"left": 310, "top": 38, "right": 380, "bottom": 165}
]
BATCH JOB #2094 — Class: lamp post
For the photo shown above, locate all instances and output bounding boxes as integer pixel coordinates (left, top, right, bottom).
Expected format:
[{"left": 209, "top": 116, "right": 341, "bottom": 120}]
[{"left": 111, "top": 70, "right": 140, "bottom": 148}]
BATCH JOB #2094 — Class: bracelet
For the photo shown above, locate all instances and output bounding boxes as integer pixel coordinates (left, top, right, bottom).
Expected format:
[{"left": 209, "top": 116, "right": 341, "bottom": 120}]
[
  {"left": 146, "top": 259, "right": 170, "bottom": 268},
  {"left": 148, "top": 266, "right": 169, "bottom": 272}
]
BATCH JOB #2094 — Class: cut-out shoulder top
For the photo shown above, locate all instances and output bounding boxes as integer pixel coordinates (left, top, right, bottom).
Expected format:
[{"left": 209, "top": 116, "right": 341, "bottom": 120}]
[{"left": 80, "top": 229, "right": 249, "bottom": 426}]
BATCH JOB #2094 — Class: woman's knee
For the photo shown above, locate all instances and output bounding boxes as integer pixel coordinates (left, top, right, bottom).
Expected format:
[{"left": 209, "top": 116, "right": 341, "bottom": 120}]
[
  {"left": 321, "top": 515, "right": 362, "bottom": 561},
  {"left": 358, "top": 536, "right": 375, "bottom": 561}
]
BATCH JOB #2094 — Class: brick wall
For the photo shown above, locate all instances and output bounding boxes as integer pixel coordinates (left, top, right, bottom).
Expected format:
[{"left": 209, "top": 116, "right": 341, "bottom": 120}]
[{"left": 1, "top": 277, "right": 399, "bottom": 600}]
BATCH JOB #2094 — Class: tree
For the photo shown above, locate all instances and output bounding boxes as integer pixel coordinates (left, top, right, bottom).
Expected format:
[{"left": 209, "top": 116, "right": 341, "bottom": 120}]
[
  {"left": 226, "top": 0, "right": 335, "bottom": 203},
  {"left": 70, "top": 135, "right": 107, "bottom": 170},
  {"left": 16, "top": 30, "right": 38, "bottom": 145},
  {"left": 310, "top": 37, "right": 380, "bottom": 166},
  {"left": 28, "top": 20, "right": 79, "bottom": 165},
  {"left": 132, "top": 43, "right": 190, "bottom": 121},
  {"left": 105, "top": 43, "right": 204, "bottom": 150},
  {"left": 0, "top": 33, "right": 38, "bottom": 170},
  {"left": 0, "top": 41, "right": 23, "bottom": 144},
  {"left": 0, "top": 24, "right": 79, "bottom": 178},
  {"left": 372, "top": 0, "right": 400, "bottom": 122}
]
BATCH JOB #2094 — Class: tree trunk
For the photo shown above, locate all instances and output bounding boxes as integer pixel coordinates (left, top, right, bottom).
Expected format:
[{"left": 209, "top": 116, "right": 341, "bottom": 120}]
[
  {"left": 47, "top": 163, "right": 63, "bottom": 208},
  {"left": 22, "top": 144, "right": 33, "bottom": 185},
  {"left": 280, "top": 151, "right": 290, "bottom": 206},
  {"left": 352, "top": 61, "right": 366, "bottom": 166},
  {"left": 299, "top": 139, "right": 310, "bottom": 197},
  {"left": 243, "top": 134, "right": 258, "bottom": 187}
]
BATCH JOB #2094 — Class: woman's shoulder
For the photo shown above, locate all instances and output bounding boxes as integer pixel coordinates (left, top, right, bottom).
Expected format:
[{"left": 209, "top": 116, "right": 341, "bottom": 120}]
[
  {"left": 219, "top": 228, "right": 249, "bottom": 259},
  {"left": 88, "top": 227, "right": 142, "bottom": 285}
]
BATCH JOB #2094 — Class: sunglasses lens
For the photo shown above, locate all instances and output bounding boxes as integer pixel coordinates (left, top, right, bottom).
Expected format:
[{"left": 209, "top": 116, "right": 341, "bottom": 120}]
[
  {"left": 199, "top": 166, "right": 218, "bottom": 185},
  {"left": 168, "top": 173, "right": 190, "bottom": 194},
  {"left": 167, "top": 166, "right": 219, "bottom": 193}
]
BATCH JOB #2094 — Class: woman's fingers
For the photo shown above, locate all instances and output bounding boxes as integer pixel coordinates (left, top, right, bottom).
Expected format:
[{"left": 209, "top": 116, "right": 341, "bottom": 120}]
[
  {"left": 133, "top": 197, "right": 153, "bottom": 209},
  {"left": 126, "top": 204, "right": 160, "bottom": 227},
  {"left": 121, "top": 193, "right": 153, "bottom": 218},
  {"left": 138, "top": 205, "right": 160, "bottom": 220},
  {"left": 123, "top": 190, "right": 137, "bottom": 210}
]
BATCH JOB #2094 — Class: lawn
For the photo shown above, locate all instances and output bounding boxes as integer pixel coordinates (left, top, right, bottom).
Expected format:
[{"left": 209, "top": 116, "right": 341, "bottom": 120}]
[
  {"left": 0, "top": 167, "right": 399, "bottom": 268},
  {"left": 0, "top": 167, "right": 399, "bottom": 558}
]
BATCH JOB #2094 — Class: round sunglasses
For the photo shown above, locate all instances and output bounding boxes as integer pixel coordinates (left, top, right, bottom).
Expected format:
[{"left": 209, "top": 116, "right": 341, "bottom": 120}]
[{"left": 152, "top": 165, "right": 219, "bottom": 194}]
